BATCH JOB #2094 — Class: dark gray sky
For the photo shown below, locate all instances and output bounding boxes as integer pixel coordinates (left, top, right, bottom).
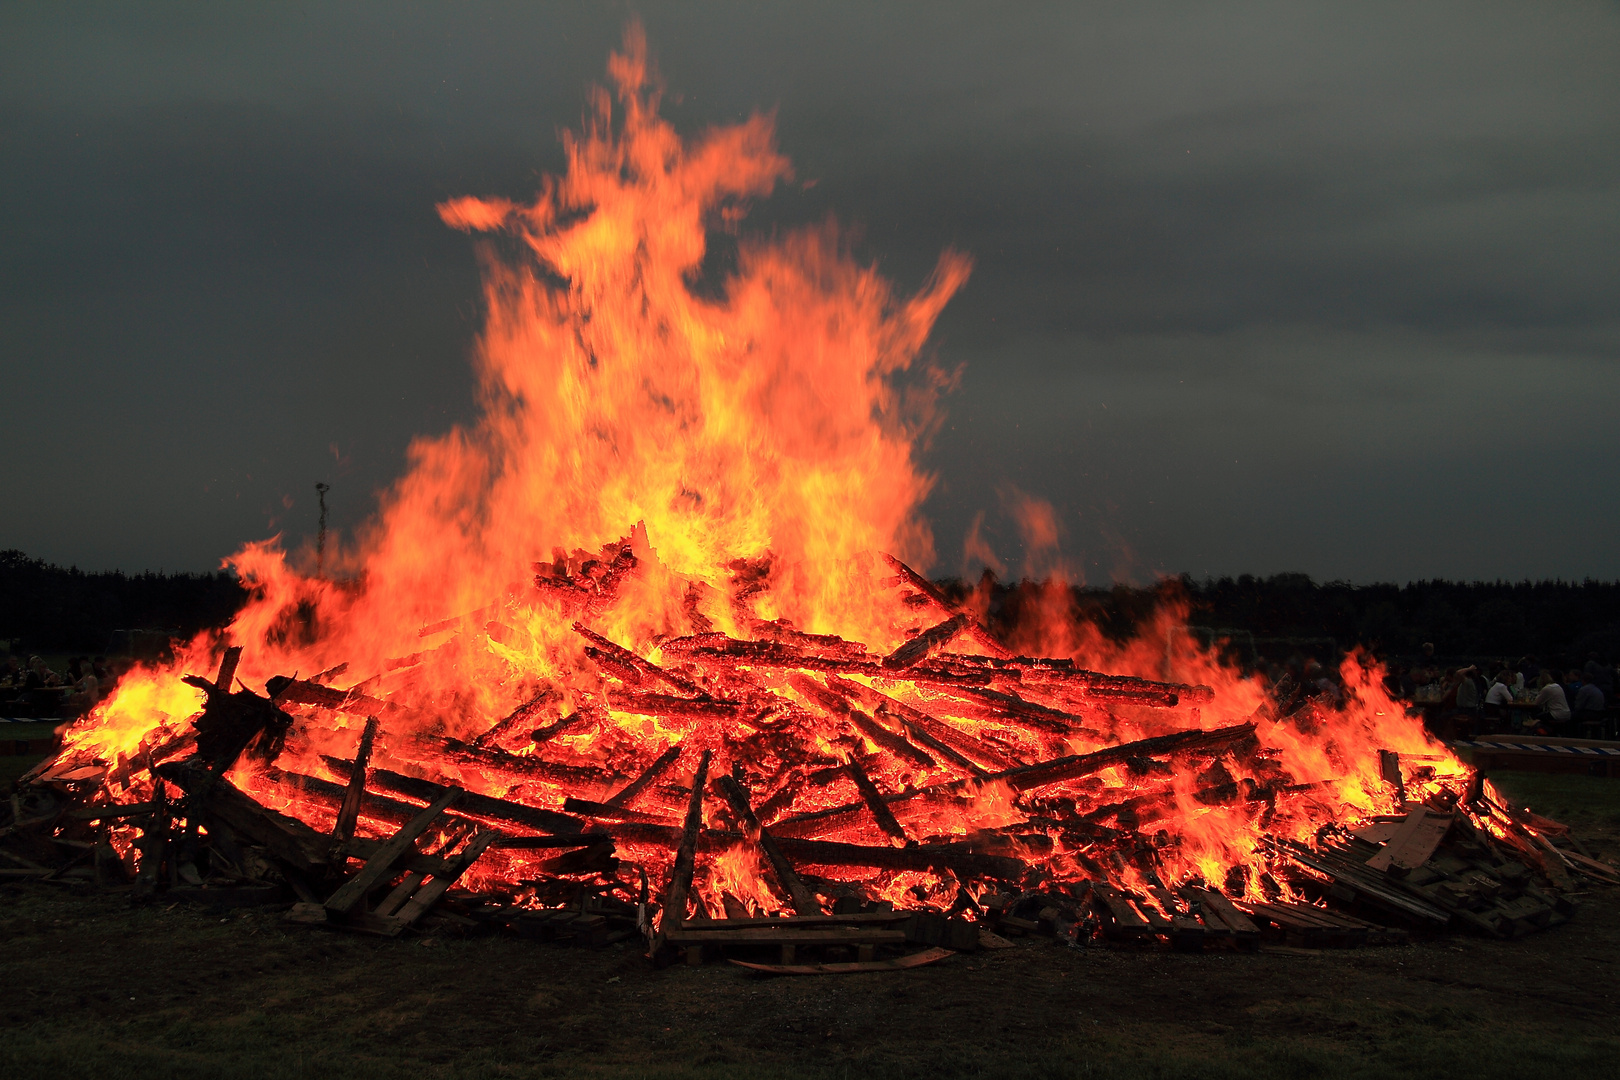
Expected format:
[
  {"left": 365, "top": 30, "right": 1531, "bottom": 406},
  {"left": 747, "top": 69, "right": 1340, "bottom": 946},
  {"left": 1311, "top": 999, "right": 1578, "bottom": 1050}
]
[{"left": 4, "top": 2, "right": 1617, "bottom": 583}]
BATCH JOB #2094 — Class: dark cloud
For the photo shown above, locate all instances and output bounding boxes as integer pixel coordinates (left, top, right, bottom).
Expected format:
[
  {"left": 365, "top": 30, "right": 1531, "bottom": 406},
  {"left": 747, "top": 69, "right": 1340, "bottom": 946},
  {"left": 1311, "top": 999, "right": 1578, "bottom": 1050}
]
[{"left": 2, "top": 2, "right": 1617, "bottom": 581}]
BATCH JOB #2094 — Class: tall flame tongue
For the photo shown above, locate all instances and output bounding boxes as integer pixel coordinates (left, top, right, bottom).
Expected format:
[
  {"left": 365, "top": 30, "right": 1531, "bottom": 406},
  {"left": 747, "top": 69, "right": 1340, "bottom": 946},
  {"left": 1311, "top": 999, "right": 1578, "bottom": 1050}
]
[{"left": 58, "top": 29, "right": 1469, "bottom": 920}]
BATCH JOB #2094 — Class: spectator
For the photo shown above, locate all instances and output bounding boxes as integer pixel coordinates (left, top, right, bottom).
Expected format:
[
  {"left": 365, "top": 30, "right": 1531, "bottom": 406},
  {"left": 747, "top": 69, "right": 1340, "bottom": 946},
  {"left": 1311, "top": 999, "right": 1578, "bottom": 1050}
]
[
  {"left": 1532, "top": 671, "right": 1570, "bottom": 734},
  {"left": 1586, "top": 654, "right": 1616, "bottom": 698},
  {"left": 1485, "top": 671, "right": 1515, "bottom": 707},
  {"left": 1572, "top": 674, "right": 1606, "bottom": 737},
  {"left": 1483, "top": 670, "right": 1515, "bottom": 732},
  {"left": 67, "top": 663, "right": 99, "bottom": 714}
]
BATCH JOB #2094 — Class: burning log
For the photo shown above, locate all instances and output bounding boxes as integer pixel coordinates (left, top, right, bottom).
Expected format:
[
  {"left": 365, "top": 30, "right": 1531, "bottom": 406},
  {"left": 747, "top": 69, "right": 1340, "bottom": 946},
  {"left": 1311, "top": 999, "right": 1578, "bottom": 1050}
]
[
  {"left": 475, "top": 686, "right": 559, "bottom": 748},
  {"left": 318, "top": 756, "right": 585, "bottom": 834},
  {"left": 984, "top": 722, "right": 1257, "bottom": 792},
  {"left": 573, "top": 623, "right": 707, "bottom": 695}
]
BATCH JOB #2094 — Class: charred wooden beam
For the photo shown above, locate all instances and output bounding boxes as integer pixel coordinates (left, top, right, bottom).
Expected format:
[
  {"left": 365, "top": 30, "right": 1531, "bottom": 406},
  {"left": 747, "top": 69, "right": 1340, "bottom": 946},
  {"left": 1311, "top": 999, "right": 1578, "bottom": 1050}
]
[
  {"left": 788, "top": 674, "right": 934, "bottom": 769},
  {"left": 475, "top": 686, "right": 558, "bottom": 748},
  {"left": 213, "top": 646, "right": 242, "bottom": 691},
  {"left": 562, "top": 798, "right": 679, "bottom": 826},
  {"left": 882, "top": 613, "right": 970, "bottom": 671},
  {"left": 528, "top": 705, "right": 603, "bottom": 745},
  {"left": 880, "top": 552, "right": 1011, "bottom": 659},
  {"left": 157, "top": 761, "right": 330, "bottom": 877},
  {"left": 602, "top": 821, "right": 1025, "bottom": 880},
  {"left": 714, "top": 773, "right": 820, "bottom": 916},
  {"left": 572, "top": 623, "right": 707, "bottom": 695},
  {"left": 835, "top": 681, "right": 1017, "bottom": 771},
  {"left": 604, "top": 742, "right": 683, "bottom": 808},
  {"left": 846, "top": 760, "right": 908, "bottom": 846},
  {"left": 274, "top": 678, "right": 404, "bottom": 719},
  {"left": 985, "top": 722, "right": 1258, "bottom": 792},
  {"left": 427, "top": 735, "right": 616, "bottom": 788},
  {"left": 605, "top": 691, "right": 750, "bottom": 722},
  {"left": 660, "top": 749, "right": 711, "bottom": 931},
  {"left": 319, "top": 757, "right": 585, "bottom": 834}
]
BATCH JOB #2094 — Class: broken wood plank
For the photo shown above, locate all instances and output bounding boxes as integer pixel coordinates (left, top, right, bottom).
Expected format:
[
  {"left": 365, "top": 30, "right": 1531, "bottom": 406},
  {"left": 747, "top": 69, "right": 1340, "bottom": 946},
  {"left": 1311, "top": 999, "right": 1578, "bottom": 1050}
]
[
  {"left": 157, "top": 763, "right": 331, "bottom": 877},
  {"left": 390, "top": 828, "right": 503, "bottom": 927},
  {"left": 324, "top": 786, "right": 461, "bottom": 915},
  {"left": 214, "top": 646, "right": 242, "bottom": 691},
  {"left": 1366, "top": 808, "right": 1451, "bottom": 872}
]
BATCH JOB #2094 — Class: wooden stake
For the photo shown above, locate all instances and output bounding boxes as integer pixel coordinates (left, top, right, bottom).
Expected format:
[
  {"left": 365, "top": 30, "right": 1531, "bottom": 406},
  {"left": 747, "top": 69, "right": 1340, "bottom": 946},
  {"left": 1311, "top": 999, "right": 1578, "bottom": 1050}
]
[
  {"left": 714, "top": 773, "right": 819, "bottom": 916},
  {"left": 330, "top": 716, "right": 379, "bottom": 853},
  {"left": 660, "top": 749, "right": 711, "bottom": 933}
]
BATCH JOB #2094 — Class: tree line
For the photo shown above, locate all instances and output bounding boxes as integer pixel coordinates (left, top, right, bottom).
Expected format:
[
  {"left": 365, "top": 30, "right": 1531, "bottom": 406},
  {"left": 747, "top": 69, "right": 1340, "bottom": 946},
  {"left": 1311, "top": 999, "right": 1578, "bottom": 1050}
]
[
  {"left": 0, "top": 550, "right": 243, "bottom": 654},
  {"left": 949, "top": 572, "right": 1620, "bottom": 666},
  {"left": 5, "top": 548, "right": 1617, "bottom": 665}
]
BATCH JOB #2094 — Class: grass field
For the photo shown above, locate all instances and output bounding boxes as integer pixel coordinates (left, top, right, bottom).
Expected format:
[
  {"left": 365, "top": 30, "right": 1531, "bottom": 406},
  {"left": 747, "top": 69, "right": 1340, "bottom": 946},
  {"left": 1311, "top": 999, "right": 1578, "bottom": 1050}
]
[{"left": 2, "top": 755, "right": 1617, "bottom": 1080}]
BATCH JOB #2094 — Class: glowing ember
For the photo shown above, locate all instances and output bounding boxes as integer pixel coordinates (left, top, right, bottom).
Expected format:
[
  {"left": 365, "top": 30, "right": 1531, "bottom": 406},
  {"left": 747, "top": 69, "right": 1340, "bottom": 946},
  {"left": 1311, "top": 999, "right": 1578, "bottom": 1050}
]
[{"left": 43, "top": 28, "right": 1478, "bottom": 928}]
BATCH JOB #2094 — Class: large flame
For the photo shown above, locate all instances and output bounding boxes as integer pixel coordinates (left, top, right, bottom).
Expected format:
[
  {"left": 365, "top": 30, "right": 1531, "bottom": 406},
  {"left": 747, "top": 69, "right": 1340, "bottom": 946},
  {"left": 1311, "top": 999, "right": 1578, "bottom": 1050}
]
[{"left": 55, "top": 28, "right": 1467, "bottom": 914}]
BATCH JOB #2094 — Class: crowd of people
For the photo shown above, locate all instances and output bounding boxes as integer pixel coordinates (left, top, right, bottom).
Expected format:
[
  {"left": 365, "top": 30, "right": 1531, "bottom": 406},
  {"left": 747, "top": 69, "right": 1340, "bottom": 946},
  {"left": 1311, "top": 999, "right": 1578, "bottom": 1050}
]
[
  {"left": 0, "top": 653, "right": 128, "bottom": 719},
  {"left": 1382, "top": 645, "right": 1617, "bottom": 741}
]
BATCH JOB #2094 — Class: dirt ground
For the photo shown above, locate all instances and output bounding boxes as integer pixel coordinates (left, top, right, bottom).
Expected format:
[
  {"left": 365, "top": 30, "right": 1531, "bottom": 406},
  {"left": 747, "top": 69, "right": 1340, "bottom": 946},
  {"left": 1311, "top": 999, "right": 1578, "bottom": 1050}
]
[{"left": 2, "top": 773, "right": 1617, "bottom": 1080}]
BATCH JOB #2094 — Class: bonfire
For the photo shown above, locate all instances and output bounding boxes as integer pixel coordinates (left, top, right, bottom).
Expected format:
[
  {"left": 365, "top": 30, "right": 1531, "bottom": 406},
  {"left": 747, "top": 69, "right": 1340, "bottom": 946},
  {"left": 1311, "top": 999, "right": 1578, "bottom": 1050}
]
[{"left": 16, "top": 29, "right": 1607, "bottom": 967}]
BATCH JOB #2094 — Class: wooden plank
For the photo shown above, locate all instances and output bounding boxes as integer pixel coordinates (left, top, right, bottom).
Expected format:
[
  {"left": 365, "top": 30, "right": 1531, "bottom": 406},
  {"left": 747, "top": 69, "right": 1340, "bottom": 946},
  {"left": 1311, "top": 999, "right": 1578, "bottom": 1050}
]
[
  {"left": 986, "top": 723, "right": 1257, "bottom": 792},
  {"left": 323, "top": 786, "right": 461, "bottom": 915},
  {"left": 728, "top": 944, "right": 954, "bottom": 975},
  {"left": 1184, "top": 886, "right": 1261, "bottom": 946},
  {"left": 683, "top": 912, "right": 911, "bottom": 929},
  {"left": 391, "top": 828, "right": 503, "bottom": 926},
  {"left": 714, "top": 773, "right": 820, "bottom": 916},
  {"left": 665, "top": 927, "right": 907, "bottom": 946},
  {"left": 214, "top": 646, "right": 243, "bottom": 691},
  {"left": 659, "top": 749, "right": 711, "bottom": 931}
]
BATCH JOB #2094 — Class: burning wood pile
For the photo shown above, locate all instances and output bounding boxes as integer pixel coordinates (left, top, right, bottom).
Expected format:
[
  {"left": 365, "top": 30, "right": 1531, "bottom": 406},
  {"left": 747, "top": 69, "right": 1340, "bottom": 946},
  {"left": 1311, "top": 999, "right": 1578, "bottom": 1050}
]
[
  {"left": 10, "top": 34, "right": 1616, "bottom": 975},
  {"left": 7, "top": 547, "right": 1616, "bottom": 972}
]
